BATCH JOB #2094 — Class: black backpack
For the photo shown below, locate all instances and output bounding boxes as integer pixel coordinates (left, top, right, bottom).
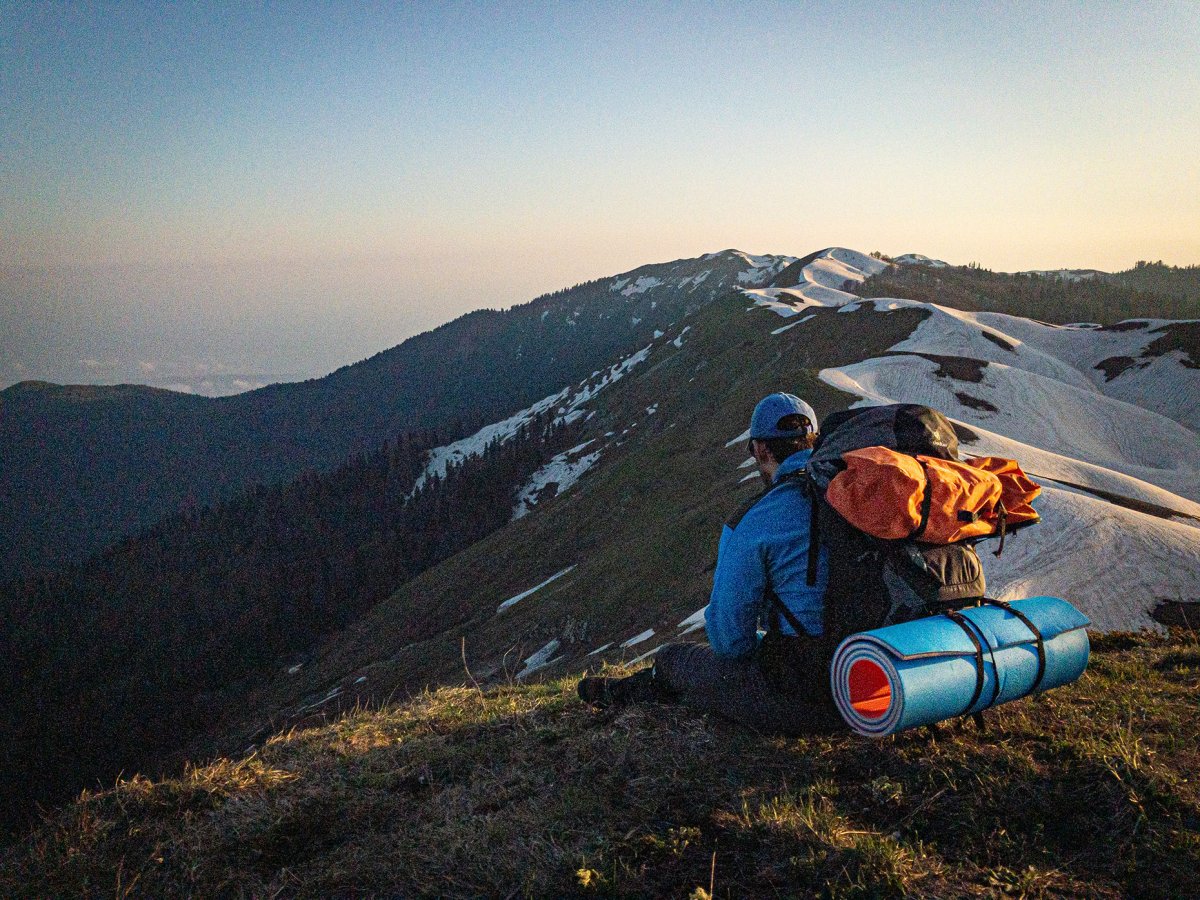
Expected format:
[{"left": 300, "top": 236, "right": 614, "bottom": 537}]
[{"left": 761, "top": 404, "right": 998, "bottom": 703}]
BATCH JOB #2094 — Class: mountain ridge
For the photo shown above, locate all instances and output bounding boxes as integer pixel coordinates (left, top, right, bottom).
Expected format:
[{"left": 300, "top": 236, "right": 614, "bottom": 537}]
[
  {"left": 2, "top": 246, "right": 1197, "bottom": 839},
  {"left": 0, "top": 249, "right": 794, "bottom": 575},
  {"left": 229, "top": 249, "right": 1198, "bottom": 731}
]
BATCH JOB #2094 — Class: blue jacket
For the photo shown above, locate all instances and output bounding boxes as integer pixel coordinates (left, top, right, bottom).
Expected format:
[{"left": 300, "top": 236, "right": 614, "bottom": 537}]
[{"left": 705, "top": 450, "right": 829, "bottom": 658}]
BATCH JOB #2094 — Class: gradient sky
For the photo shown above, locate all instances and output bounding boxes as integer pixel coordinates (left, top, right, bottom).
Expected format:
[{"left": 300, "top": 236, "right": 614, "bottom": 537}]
[{"left": 3, "top": 1, "right": 1198, "bottom": 393}]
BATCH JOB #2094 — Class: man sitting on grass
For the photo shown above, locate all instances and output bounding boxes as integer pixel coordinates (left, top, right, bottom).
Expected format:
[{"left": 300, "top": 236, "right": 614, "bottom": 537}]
[{"left": 578, "top": 392, "right": 843, "bottom": 734}]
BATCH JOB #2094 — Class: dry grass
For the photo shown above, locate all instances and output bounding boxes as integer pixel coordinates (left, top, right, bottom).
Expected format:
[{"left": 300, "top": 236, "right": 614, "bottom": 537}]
[{"left": 3, "top": 630, "right": 1199, "bottom": 898}]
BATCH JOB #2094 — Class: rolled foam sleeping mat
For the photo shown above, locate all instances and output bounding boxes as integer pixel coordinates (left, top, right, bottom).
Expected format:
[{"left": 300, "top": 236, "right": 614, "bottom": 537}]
[{"left": 830, "top": 596, "right": 1090, "bottom": 737}]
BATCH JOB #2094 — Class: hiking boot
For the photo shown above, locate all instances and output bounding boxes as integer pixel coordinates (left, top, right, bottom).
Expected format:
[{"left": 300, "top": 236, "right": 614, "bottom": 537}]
[{"left": 577, "top": 667, "right": 661, "bottom": 707}]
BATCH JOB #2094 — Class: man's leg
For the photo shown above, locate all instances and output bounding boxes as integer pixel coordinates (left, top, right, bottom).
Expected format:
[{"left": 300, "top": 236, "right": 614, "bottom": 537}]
[{"left": 652, "top": 642, "right": 842, "bottom": 735}]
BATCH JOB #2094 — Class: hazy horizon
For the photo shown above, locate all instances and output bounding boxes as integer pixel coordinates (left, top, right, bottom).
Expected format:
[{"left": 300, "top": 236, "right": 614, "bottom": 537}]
[{"left": 4, "top": 1, "right": 1198, "bottom": 395}]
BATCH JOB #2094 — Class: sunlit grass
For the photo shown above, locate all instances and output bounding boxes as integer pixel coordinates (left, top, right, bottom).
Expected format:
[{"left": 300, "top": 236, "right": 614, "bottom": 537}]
[{"left": 3, "top": 629, "right": 1198, "bottom": 897}]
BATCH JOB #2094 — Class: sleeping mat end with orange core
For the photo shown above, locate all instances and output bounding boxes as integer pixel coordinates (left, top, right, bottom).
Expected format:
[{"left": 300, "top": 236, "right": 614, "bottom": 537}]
[{"left": 831, "top": 597, "right": 1090, "bottom": 737}]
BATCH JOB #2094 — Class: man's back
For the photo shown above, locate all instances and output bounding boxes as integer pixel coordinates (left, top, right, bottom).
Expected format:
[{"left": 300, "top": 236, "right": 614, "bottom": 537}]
[{"left": 706, "top": 450, "right": 828, "bottom": 656}]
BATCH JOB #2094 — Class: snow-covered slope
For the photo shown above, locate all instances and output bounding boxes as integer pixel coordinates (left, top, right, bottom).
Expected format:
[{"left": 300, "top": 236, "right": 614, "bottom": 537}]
[
  {"left": 742, "top": 247, "right": 887, "bottom": 309},
  {"left": 738, "top": 247, "right": 1199, "bottom": 631},
  {"left": 980, "top": 485, "right": 1200, "bottom": 632},
  {"left": 820, "top": 353, "right": 1199, "bottom": 501},
  {"left": 396, "top": 247, "right": 1200, "bottom": 651}
]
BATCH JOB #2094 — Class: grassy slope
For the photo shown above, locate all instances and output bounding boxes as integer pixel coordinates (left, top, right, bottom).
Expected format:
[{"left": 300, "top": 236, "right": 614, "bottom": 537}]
[
  {"left": 214, "top": 295, "right": 928, "bottom": 753},
  {"left": 8, "top": 283, "right": 1199, "bottom": 893},
  {"left": 3, "top": 631, "right": 1198, "bottom": 898}
]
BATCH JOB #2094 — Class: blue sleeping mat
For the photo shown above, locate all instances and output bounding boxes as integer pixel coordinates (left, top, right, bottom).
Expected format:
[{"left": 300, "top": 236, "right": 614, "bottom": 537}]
[{"left": 830, "top": 596, "right": 1090, "bottom": 737}]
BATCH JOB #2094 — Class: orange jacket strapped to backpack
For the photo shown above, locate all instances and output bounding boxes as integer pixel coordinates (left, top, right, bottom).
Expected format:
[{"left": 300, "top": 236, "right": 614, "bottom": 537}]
[{"left": 824, "top": 446, "right": 1040, "bottom": 544}]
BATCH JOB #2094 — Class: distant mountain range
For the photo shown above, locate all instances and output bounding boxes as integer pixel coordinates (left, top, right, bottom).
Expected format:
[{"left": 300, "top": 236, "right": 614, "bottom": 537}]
[
  {"left": 894, "top": 253, "right": 1200, "bottom": 300},
  {"left": 2, "top": 246, "right": 1197, "bottom": 835}
]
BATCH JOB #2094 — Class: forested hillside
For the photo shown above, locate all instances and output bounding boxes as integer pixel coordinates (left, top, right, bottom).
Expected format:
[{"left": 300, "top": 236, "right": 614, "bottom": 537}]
[
  {"left": 0, "top": 410, "right": 577, "bottom": 831},
  {"left": 855, "top": 261, "right": 1200, "bottom": 323},
  {"left": 1114, "top": 259, "right": 1200, "bottom": 302}
]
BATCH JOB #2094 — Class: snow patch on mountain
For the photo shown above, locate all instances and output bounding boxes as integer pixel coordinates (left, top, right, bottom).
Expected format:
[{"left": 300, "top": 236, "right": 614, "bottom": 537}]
[
  {"left": 517, "top": 640, "right": 562, "bottom": 679},
  {"left": 629, "top": 644, "right": 663, "bottom": 665},
  {"left": 621, "top": 276, "right": 663, "bottom": 297},
  {"left": 1017, "top": 268, "right": 1107, "bottom": 282},
  {"left": 742, "top": 247, "right": 887, "bottom": 310},
  {"left": 772, "top": 315, "right": 815, "bottom": 335},
  {"left": 677, "top": 606, "right": 708, "bottom": 636},
  {"left": 747, "top": 294, "right": 809, "bottom": 317},
  {"left": 497, "top": 566, "right": 577, "bottom": 613},
  {"left": 957, "top": 422, "right": 1200, "bottom": 522},
  {"left": 513, "top": 444, "right": 602, "bottom": 519},
  {"left": 604, "top": 250, "right": 794, "bottom": 306},
  {"left": 620, "top": 628, "right": 655, "bottom": 648},
  {"left": 895, "top": 253, "right": 950, "bottom": 268},
  {"left": 413, "top": 345, "right": 653, "bottom": 496},
  {"left": 952, "top": 314, "right": 1200, "bottom": 431},
  {"left": 821, "top": 353, "right": 1199, "bottom": 501},
  {"left": 410, "top": 390, "right": 569, "bottom": 494},
  {"left": 569, "top": 345, "right": 652, "bottom": 406},
  {"left": 981, "top": 485, "right": 1200, "bottom": 632},
  {"left": 725, "top": 428, "right": 751, "bottom": 448},
  {"left": 736, "top": 253, "right": 795, "bottom": 285}
]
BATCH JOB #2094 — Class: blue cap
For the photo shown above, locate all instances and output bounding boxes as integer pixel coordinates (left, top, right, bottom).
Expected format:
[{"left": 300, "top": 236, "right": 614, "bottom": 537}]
[{"left": 749, "top": 392, "right": 817, "bottom": 440}]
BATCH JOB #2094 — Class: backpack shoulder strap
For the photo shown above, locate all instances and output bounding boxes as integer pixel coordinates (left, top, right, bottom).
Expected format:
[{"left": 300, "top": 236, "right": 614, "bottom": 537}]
[
  {"left": 806, "top": 483, "right": 821, "bottom": 587},
  {"left": 765, "top": 583, "right": 809, "bottom": 637},
  {"left": 726, "top": 487, "right": 770, "bottom": 531}
]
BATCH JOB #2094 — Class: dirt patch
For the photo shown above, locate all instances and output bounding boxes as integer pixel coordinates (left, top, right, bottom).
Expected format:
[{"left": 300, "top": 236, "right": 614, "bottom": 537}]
[
  {"left": 1097, "top": 322, "right": 1200, "bottom": 380},
  {"left": 954, "top": 392, "right": 998, "bottom": 412},
  {"left": 1151, "top": 600, "right": 1200, "bottom": 631},
  {"left": 1144, "top": 321, "right": 1200, "bottom": 369},
  {"left": 981, "top": 330, "right": 1015, "bottom": 351},
  {"left": 885, "top": 351, "right": 988, "bottom": 383},
  {"left": 1095, "top": 356, "right": 1140, "bottom": 381}
]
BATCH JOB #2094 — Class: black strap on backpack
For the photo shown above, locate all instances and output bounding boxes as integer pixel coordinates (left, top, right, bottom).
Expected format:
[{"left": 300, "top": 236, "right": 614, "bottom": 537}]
[
  {"left": 944, "top": 610, "right": 988, "bottom": 717},
  {"left": 979, "top": 598, "right": 1047, "bottom": 693},
  {"left": 945, "top": 597, "right": 1048, "bottom": 722},
  {"left": 766, "top": 584, "right": 809, "bottom": 638},
  {"left": 805, "top": 496, "right": 820, "bottom": 586},
  {"left": 908, "top": 461, "right": 936, "bottom": 541}
]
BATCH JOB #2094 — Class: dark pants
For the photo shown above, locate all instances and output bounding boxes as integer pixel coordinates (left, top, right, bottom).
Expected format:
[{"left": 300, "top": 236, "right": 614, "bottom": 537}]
[{"left": 653, "top": 642, "right": 844, "bottom": 736}]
